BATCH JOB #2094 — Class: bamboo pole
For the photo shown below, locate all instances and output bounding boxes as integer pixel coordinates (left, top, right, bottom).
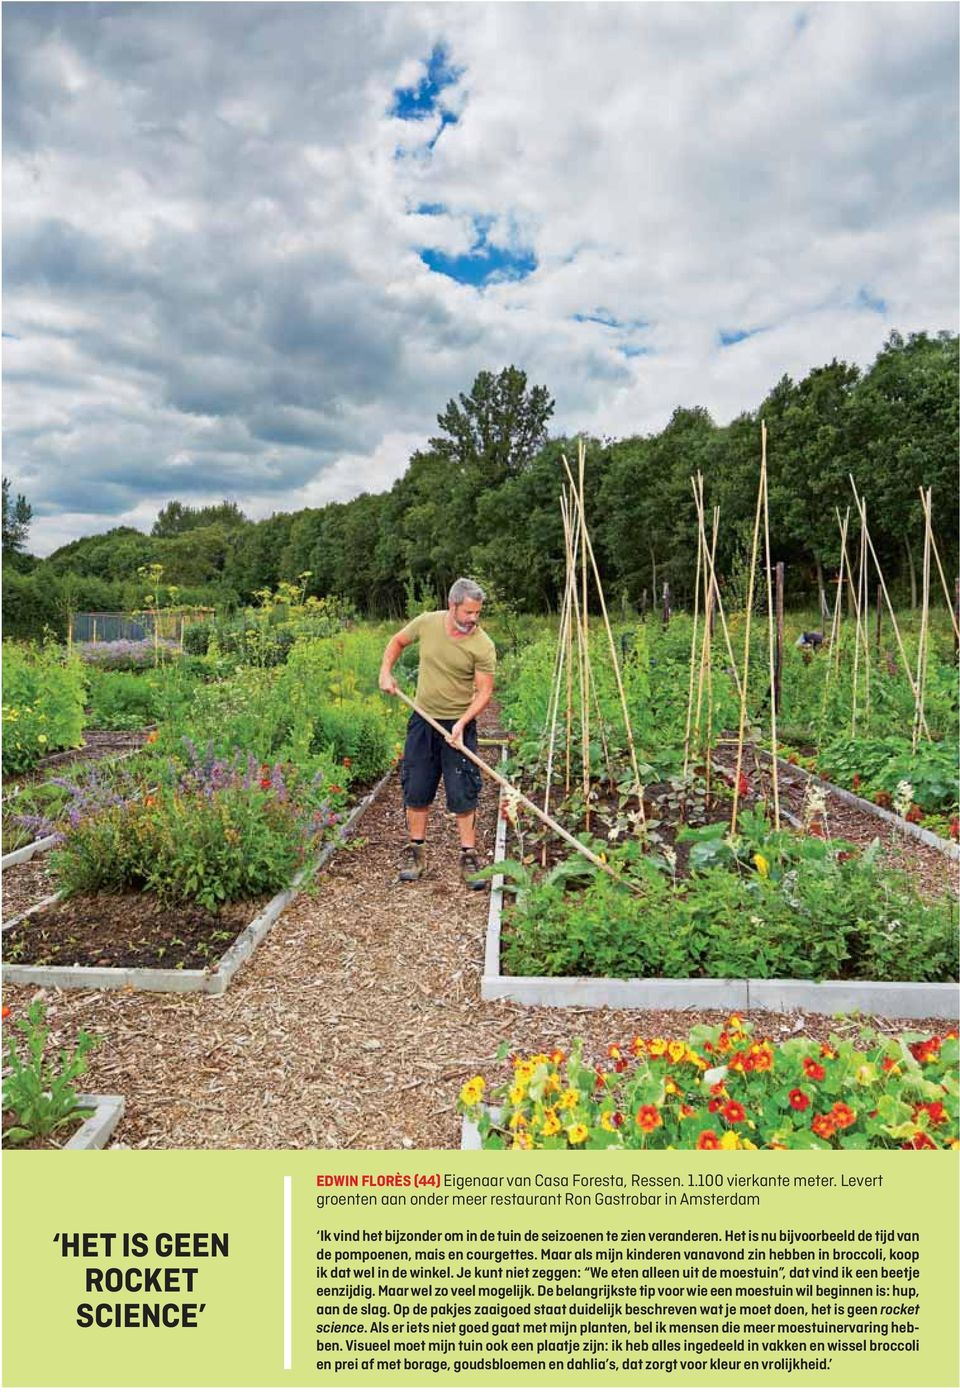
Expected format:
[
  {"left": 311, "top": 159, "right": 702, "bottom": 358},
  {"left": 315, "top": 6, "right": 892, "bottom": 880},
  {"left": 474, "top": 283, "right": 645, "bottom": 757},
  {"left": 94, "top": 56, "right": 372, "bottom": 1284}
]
[
  {"left": 918, "top": 488, "right": 960, "bottom": 643},
  {"left": 691, "top": 479, "right": 744, "bottom": 702},
  {"left": 849, "top": 477, "right": 930, "bottom": 739},
  {"left": 560, "top": 487, "right": 578, "bottom": 795},
  {"left": 830, "top": 507, "right": 850, "bottom": 674},
  {"left": 820, "top": 507, "right": 851, "bottom": 738},
  {"left": 861, "top": 499, "right": 871, "bottom": 721},
  {"left": 394, "top": 689, "right": 625, "bottom": 884},
  {"left": 560, "top": 453, "right": 646, "bottom": 825},
  {"left": 851, "top": 504, "right": 866, "bottom": 734},
  {"left": 912, "top": 488, "right": 932, "bottom": 752},
  {"left": 578, "top": 439, "right": 590, "bottom": 817},
  {"left": 544, "top": 493, "right": 578, "bottom": 828},
  {"left": 682, "top": 488, "right": 704, "bottom": 787},
  {"left": 760, "top": 434, "right": 781, "bottom": 829},
  {"left": 731, "top": 425, "right": 766, "bottom": 833},
  {"left": 703, "top": 506, "right": 719, "bottom": 805}
]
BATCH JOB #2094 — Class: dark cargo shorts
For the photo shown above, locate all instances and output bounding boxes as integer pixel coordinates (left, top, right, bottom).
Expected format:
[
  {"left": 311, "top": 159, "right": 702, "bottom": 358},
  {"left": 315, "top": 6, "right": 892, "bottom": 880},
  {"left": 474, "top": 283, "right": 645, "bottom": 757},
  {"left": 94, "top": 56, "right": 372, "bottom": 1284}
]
[{"left": 400, "top": 712, "right": 482, "bottom": 815}]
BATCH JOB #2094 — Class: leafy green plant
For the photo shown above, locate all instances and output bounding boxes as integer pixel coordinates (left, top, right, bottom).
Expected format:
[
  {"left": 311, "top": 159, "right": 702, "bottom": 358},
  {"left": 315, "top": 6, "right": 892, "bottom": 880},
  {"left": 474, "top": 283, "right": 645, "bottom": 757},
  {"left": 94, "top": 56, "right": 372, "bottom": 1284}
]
[
  {"left": 2, "top": 642, "right": 86, "bottom": 774},
  {"left": 3, "top": 1001, "right": 99, "bottom": 1147},
  {"left": 458, "top": 1019, "right": 959, "bottom": 1150}
]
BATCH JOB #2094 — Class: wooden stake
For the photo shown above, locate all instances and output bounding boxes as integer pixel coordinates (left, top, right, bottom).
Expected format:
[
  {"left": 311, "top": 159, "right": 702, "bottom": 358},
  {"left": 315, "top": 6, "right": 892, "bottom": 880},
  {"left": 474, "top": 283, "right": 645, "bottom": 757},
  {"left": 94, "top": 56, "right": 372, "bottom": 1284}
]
[
  {"left": 691, "top": 480, "right": 744, "bottom": 702},
  {"left": 682, "top": 495, "right": 704, "bottom": 787},
  {"left": 774, "top": 562, "right": 785, "bottom": 717},
  {"left": 849, "top": 477, "right": 930, "bottom": 739},
  {"left": 874, "top": 583, "right": 882, "bottom": 657},
  {"left": 578, "top": 440, "right": 590, "bottom": 818},
  {"left": 560, "top": 454, "right": 646, "bottom": 826},
  {"left": 762, "top": 447, "right": 781, "bottom": 830},
  {"left": 912, "top": 488, "right": 932, "bottom": 752},
  {"left": 731, "top": 424, "right": 766, "bottom": 833},
  {"left": 918, "top": 487, "right": 960, "bottom": 644}
]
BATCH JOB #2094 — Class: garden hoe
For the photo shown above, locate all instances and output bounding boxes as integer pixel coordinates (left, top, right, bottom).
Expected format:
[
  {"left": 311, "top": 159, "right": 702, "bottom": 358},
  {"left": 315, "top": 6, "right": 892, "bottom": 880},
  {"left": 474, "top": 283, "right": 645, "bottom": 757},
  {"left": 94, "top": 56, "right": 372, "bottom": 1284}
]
[{"left": 394, "top": 688, "right": 624, "bottom": 886}]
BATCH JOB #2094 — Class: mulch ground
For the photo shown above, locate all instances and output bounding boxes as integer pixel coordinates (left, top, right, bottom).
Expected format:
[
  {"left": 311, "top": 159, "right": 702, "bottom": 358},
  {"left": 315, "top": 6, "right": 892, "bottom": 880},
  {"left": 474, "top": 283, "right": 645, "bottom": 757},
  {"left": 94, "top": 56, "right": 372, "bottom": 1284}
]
[{"left": 2, "top": 757, "right": 954, "bottom": 1150}]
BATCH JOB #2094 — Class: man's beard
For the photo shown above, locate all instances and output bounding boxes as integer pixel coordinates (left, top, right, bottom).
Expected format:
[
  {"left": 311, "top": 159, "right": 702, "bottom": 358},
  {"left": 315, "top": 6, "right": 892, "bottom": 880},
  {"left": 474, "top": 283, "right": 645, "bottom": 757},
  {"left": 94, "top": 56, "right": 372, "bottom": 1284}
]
[{"left": 453, "top": 619, "right": 476, "bottom": 634}]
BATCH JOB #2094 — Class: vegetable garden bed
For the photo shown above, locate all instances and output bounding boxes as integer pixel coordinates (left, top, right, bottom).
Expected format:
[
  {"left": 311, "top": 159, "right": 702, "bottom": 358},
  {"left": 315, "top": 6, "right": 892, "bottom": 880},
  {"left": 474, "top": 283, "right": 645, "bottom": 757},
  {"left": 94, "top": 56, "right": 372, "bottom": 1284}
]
[
  {"left": 481, "top": 790, "right": 959, "bottom": 1021},
  {"left": 2, "top": 770, "right": 391, "bottom": 995}
]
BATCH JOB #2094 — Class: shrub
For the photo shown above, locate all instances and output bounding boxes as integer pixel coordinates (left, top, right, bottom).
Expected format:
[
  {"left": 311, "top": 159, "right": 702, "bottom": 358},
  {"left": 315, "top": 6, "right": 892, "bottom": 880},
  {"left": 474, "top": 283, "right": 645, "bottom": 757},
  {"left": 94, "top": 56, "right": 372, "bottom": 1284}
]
[
  {"left": 51, "top": 748, "right": 347, "bottom": 911},
  {"left": 2, "top": 643, "right": 86, "bottom": 774}
]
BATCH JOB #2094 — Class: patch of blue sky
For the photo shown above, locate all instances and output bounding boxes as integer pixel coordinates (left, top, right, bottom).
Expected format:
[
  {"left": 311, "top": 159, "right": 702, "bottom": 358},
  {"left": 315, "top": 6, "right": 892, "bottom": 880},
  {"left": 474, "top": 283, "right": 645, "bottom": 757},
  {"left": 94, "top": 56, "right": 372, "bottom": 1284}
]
[
  {"left": 414, "top": 202, "right": 447, "bottom": 216},
  {"left": 426, "top": 110, "right": 458, "bottom": 151},
  {"left": 419, "top": 243, "right": 537, "bottom": 286},
  {"left": 620, "top": 344, "right": 653, "bottom": 358},
  {"left": 391, "top": 42, "right": 462, "bottom": 120},
  {"left": 856, "top": 287, "right": 887, "bottom": 314},
  {"left": 572, "top": 308, "right": 649, "bottom": 331},
  {"left": 719, "top": 326, "right": 765, "bottom": 347},
  {"left": 793, "top": 11, "right": 809, "bottom": 34}
]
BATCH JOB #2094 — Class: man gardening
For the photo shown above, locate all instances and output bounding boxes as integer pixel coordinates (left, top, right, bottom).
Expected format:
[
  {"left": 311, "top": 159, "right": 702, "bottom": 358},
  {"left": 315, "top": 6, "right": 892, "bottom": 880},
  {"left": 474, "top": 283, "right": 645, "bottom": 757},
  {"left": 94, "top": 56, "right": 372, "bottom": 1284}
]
[{"left": 379, "top": 578, "right": 496, "bottom": 889}]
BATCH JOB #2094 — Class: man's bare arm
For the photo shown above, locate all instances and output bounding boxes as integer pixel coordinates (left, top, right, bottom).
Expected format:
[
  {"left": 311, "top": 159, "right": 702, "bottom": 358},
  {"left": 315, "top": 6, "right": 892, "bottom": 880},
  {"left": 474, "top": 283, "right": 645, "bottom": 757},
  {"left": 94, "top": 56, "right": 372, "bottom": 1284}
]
[{"left": 378, "top": 630, "right": 413, "bottom": 695}]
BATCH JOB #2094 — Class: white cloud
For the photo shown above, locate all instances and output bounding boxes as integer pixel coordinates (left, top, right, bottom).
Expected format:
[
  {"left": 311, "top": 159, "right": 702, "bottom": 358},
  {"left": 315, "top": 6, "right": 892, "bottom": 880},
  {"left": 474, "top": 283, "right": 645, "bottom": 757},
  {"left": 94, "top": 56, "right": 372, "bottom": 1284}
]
[{"left": 2, "top": 1, "right": 956, "bottom": 555}]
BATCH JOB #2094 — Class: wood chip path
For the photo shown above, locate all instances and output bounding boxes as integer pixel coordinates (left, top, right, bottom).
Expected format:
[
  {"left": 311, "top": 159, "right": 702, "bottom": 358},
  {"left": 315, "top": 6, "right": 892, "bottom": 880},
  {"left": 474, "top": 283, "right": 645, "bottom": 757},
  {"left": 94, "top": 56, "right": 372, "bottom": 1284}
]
[{"left": 3, "top": 758, "right": 953, "bottom": 1150}]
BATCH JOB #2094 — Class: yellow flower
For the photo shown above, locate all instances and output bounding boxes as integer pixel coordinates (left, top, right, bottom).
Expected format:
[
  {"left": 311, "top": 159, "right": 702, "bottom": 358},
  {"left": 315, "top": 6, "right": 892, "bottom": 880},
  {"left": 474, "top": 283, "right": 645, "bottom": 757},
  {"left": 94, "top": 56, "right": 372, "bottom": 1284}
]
[
  {"left": 740, "top": 1137, "right": 758, "bottom": 1150},
  {"left": 514, "top": 1061, "right": 534, "bottom": 1085},
  {"left": 459, "top": 1075, "right": 485, "bottom": 1107},
  {"left": 508, "top": 1111, "right": 527, "bottom": 1131},
  {"left": 541, "top": 1111, "right": 561, "bottom": 1137},
  {"left": 648, "top": 1037, "right": 668, "bottom": 1057},
  {"left": 719, "top": 1130, "right": 741, "bottom": 1150},
  {"left": 511, "top": 1133, "right": 533, "bottom": 1150},
  {"left": 558, "top": 1089, "right": 580, "bottom": 1111},
  {"left": 664, "top": 1078, "right": 678, "bottom": 1095},
  {"left": 753, "top": 852, "right": 769, "bottom": 878},
  {"left": 566, "top": 1123, "right": 589, "bottom": 1145},
  {"left": 599, "top": 1110, "right": 618, "bottom": 1132},
  {"left": 509, "top": 1082, "right": 526, "bottom": 1106},
  {"left": 544, "top": 1071, "right": 561, "bottom": 1094},
  {"left": 667, "top": 1040, "right": 686, "bottom": 1064}
]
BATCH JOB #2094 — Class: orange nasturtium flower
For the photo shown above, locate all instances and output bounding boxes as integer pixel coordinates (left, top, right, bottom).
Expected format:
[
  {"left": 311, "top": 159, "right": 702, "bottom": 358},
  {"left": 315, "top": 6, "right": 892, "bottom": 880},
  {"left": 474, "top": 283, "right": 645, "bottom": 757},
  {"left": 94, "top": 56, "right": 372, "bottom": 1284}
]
[
  {"left": 636, "top": 1105, "right": 663, "bottom": 1134},
  {"left": 830, "top": 1101, "right": 857, "bottom": 1130},
  {"left": 697, "top": 1130, "right": 720, "bottom": 1150},
  {"left": 1, "top": 1005, "right": 10, "bottom": 1020},
  {"left": 721, "top": 1100, "right": 747, "bottom": 1125},
  {"left": 811, "top": 1113, "right": 836, "bottom": 1141}
]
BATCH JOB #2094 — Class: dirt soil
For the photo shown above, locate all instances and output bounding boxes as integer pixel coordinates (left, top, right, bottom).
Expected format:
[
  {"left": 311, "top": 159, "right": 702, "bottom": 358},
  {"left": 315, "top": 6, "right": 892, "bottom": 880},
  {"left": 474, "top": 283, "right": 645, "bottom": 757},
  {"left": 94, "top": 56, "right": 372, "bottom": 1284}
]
[
  {"left": 2, "top": 750, "right": 952, "bottom": 1150},
  {"left": 712, "top": 740, "right": 958, "bottom": 902},
  {"left": 4, "top": 892, "right": 267, "bottom": 970}
]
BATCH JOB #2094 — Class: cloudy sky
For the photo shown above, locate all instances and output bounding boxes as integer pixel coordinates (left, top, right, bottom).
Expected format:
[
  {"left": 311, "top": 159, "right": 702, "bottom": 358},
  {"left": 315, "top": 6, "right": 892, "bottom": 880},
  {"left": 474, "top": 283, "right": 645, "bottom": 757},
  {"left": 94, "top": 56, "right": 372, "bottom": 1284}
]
[{"left": 4, "top": 1, "right": 957, "bottom": 556}]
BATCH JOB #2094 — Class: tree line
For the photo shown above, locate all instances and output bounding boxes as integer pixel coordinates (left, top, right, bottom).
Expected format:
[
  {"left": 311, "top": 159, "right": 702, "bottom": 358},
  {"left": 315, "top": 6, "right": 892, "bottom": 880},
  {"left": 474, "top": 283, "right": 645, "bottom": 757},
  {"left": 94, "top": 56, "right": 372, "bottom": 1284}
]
[{"left": 3, "top": 333, "right": 957, "bottom": 639}]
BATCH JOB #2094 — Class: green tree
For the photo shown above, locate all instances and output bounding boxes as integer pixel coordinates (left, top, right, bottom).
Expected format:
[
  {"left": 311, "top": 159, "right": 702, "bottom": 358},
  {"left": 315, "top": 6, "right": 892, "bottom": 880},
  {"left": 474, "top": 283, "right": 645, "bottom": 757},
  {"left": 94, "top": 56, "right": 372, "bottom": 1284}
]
[
  {"left": 430, "top": 366, "right": 555, "bottom": 487},
  {"left": 2, "top": 477, "right": 33, "bottom": 559},
  {"left": 152, "top": 499, "right": 249, "bottom": 537}
]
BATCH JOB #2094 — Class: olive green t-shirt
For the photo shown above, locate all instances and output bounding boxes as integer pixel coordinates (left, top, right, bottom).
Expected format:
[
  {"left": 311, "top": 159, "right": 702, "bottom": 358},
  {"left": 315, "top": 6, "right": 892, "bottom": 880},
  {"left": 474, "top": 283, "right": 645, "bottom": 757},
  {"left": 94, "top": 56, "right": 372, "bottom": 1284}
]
[{"left": 400, "top": 611, "right": 496, "bottom": 719}]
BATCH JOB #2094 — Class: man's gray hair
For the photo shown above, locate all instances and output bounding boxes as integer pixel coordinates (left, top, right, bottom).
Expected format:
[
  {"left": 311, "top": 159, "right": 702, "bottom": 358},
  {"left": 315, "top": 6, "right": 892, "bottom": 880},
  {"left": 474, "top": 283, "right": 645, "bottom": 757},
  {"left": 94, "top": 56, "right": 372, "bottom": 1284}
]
[{"left": 448, "top": 577, "right": 486, "bottom": 605}]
